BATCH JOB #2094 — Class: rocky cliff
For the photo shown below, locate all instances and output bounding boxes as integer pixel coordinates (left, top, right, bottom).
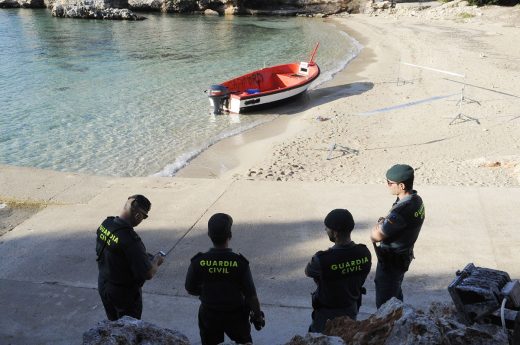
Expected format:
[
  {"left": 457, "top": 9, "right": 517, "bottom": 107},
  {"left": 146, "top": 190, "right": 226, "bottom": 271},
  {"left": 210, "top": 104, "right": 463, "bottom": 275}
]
[
  {"left": 0, "top": 0, "right": 44, "bottom": 8},
  {"left": 1, "top": 0, "right": 359, "bottom": 15},
  {"left": 128, "top": 0, "right": 357, "bottom": 15}
]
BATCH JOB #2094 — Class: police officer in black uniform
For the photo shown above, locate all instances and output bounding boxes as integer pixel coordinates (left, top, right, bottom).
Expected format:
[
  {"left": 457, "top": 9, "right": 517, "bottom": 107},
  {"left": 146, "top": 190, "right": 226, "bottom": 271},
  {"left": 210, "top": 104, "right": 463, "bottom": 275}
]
[
  {"left": 96, "top": 194, "right": 164, "bottom": 321},
  {"left": 305, "top": 209, "right": 372, "bottom": 333},
  {"left": 185, "top": 213, "right": 265, "bottom": 345},
  {"left": 371, "top": 164, "right": 425, "bottom": 308}
]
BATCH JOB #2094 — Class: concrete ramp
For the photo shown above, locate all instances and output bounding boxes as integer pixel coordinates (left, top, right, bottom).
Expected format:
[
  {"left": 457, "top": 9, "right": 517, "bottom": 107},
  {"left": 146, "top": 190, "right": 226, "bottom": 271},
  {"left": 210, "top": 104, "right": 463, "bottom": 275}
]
[{"left": 1, "top": 166, "right": 519, "bottom": 344}]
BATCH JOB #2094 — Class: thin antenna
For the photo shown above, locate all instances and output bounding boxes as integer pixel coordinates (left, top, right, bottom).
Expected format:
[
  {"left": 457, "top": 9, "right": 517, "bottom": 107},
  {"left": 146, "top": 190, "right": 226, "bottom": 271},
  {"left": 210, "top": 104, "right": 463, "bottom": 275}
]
[{"left": 309, "top": 42, "right": 320, "bottom": 65}]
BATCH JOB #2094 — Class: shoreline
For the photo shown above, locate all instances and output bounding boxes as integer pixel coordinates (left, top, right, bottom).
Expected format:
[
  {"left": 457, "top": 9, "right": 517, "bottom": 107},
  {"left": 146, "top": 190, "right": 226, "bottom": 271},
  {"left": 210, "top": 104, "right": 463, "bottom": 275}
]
[
  {"left": 1, "top": 4, "right": 519, "bottom": 186},
  {"left": 175, "top": 17, "right": 367, "bottom": 179},
  {"left": 180, "top": 7, "right": 520, "bottom": 186}
]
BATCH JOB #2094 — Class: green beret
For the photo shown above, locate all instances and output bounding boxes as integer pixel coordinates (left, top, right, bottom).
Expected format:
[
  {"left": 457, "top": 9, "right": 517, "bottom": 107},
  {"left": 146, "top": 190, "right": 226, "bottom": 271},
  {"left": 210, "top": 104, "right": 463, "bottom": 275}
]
[{"left": 386, "top": 164, "right": 414, "bottom": 182}]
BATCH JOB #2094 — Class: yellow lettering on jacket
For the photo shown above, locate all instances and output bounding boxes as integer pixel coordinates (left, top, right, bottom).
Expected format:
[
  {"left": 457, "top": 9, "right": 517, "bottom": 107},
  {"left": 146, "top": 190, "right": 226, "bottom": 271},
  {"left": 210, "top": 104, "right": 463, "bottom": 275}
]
[
  {"left": 200, "top": 260, "right": 238, "bottom": 268},
  {"left": 414, "top": 203, "right": 426, "bottom": 219},
  {"left": 98, "top": 225, "right": 119, "bottom": 246},
  {"left": 208, "top": 267, "right": 230, "bottom": 274},
  {"left": 330, "top": 256, "right": 369, "bottom": 274}
]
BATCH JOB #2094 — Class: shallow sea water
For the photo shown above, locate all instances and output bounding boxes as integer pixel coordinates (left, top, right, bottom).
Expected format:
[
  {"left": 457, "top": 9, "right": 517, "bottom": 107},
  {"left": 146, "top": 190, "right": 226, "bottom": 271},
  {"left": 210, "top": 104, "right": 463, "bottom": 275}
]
[{"left": 0, "top": 9, "right": 357, "bottom": 176}]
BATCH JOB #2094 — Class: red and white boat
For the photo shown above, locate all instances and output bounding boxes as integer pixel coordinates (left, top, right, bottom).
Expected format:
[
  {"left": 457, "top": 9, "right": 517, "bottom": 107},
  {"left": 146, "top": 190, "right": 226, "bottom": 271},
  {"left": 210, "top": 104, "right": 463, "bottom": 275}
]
[{"left": 207, "top": 43, "right": 320, "bottom": 114}]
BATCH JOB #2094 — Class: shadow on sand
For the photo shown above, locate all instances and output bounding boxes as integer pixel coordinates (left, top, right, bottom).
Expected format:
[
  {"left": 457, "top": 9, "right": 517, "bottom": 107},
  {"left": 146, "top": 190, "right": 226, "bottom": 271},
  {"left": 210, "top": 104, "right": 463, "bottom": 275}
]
[{"left": 248, "top": 82, "right": 375, "bottom": 116}]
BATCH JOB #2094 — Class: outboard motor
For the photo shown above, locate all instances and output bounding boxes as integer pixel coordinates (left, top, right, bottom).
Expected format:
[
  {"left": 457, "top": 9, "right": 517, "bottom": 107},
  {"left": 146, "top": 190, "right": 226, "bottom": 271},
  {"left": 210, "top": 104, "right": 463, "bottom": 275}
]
[{"left": 207, "top": 84, "right": 229, "bottom": 115}]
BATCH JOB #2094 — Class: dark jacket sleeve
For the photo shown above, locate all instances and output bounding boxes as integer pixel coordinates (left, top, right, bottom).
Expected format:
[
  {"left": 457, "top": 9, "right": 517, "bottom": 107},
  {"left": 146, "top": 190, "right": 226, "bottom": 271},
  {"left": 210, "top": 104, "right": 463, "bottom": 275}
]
[
  {"left": 381, "top": 211, "right": 407, "bottom": 238},
  {"left": 240, "top": 265, "right": 258, "bottom": 299},
  {"left": 124, "top": 240, "right": 152, "bottom": 285},
  {"left": 185, "top": 261, "right": 201, "bottom": 296},
  {"left": 305, "top": 254, "right": 321, "bottom": 279}
]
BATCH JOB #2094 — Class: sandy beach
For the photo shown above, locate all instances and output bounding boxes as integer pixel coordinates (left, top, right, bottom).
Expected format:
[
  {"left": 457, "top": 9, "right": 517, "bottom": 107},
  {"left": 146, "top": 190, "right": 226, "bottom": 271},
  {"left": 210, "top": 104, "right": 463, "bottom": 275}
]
[{"left": 179, "top": 3, "right": 520, "bottom": 187}]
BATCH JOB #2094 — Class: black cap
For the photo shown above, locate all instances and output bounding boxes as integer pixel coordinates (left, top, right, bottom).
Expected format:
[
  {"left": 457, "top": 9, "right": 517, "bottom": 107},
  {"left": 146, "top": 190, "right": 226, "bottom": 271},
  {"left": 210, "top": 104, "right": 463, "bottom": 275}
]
[
  {"left": 208, "top": 213, "right": 233, "bottom": 240},
  {"left": 128, "top": 194, "right": 151, "bottom": 214},
  {"left": 324, "top": 209, "right": 355, "bottom": 233},
  {"left": 386, "top": 164, "right": 414, "bottom": 183}
]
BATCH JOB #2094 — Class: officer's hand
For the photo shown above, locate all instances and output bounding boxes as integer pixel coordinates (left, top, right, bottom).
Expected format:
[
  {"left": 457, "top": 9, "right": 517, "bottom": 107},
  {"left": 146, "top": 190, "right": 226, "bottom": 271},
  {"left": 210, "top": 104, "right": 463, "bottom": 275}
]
[
  {"left": 249, "top": 311, "right": 265, "bottom": 331},
  {"left": 154, "top": 254, "right": 165, "bottom": 266}
]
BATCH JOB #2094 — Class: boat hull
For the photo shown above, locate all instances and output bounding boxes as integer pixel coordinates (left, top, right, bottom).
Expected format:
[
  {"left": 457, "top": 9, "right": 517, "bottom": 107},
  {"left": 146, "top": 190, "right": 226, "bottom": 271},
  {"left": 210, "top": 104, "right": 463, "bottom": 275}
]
[
  {"left": 211, "top": 61, "right": 320, "bottom": 114},
  {"left": 228, "top": 80, "right": 314, "bottom": 113}
]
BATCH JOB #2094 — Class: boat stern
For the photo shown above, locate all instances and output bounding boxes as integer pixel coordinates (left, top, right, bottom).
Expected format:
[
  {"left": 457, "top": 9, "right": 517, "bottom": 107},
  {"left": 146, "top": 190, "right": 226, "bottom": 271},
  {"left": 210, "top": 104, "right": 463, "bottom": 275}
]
[{"left": 207, "top": 84, "right": 230, "bottom": 115}]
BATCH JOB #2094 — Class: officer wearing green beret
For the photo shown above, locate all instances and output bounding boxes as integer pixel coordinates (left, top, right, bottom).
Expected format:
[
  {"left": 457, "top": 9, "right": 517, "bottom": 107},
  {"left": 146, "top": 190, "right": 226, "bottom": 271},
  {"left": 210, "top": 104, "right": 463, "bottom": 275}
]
[
  {"left": 185, "top": 213, "right": 265, "bottom": 345},
  {"left": 371, "top": 164, "right": 425, "bottom": 308},
  {"left": 306, "top": 209, "right": 372, "bottom": 332}
]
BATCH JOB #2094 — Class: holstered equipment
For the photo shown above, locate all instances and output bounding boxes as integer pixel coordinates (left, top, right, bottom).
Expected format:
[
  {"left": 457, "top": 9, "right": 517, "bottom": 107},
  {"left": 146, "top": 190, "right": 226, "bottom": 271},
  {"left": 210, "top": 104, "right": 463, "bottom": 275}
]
[{"left": 373, "top": 242, "right": 414, "bottom": 272}]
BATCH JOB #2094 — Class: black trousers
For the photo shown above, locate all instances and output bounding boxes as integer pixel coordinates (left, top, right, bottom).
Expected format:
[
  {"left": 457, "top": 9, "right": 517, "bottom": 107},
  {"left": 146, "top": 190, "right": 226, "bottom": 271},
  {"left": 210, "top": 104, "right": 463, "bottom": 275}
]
[
  {"left": 309, "top": 305, "right": 358, "bottom": 333},
  {"left": 198, "top": 305, "right": 252, "bottom": 345},
  {"left": 374, "top": 261, "right": 405, "bottom": 309},
  {"left": 98, "top": 279, "right": 143, "bottom": 321}
]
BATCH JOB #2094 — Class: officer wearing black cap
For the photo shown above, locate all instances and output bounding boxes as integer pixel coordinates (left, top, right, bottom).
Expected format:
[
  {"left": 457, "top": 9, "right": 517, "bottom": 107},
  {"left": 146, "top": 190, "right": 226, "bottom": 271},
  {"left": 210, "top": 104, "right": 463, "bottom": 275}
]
[
  {"left": 305, "top": 209, "right": 372, "bottom": 332},
  {"left": 185, "top": 213, "right": 265, "bottom": 345},
  {"left": 371, "top": 164, "right": 425, "bottom": 308},
  {"left": 96, "top": 194, "right": 164, "bottom": 321}
]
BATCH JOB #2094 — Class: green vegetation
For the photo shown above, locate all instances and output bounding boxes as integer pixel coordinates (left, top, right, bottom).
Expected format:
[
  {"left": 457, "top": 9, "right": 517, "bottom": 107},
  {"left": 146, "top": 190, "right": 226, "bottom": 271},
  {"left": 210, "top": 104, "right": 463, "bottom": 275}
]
[
  {"left": 1, "top": 198, "right": 52, "bottom": 208},
  {"left": 459, "top": 12, "right": 475, "bottom": 18},
  {"left": 465, "top": 0, "right": 519, "bottom": 5}
]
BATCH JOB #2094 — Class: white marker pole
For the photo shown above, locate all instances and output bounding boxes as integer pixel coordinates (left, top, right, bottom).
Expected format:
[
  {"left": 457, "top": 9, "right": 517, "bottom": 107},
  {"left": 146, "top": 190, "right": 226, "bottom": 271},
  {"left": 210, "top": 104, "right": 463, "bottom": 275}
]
[{"left": 401, "top": 62, "right": 465, "bottom": 78}]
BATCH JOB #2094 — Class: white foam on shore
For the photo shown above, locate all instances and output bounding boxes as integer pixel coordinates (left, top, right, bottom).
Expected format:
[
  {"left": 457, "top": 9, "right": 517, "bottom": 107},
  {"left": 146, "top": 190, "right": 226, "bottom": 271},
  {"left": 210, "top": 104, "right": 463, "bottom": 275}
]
[
  {"left": 154, "top": 31, "right": 363, "bottom": 178},
  {"left": 152, "top": 117, "right": 276, "bottom": 177},
  {"left": 310, "top": 31, "right": 363, "bottom": 90}
]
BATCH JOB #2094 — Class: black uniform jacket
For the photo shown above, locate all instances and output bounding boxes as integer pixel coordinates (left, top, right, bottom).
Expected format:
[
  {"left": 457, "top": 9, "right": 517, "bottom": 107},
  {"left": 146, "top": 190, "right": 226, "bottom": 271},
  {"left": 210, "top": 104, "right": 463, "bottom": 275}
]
[
  {"left": 185, "top": 248, "right": 257, "bottom": 311},
  {"left": 380, "top": 190, "right": 425, "bottom": 253},
  {"left": 305, "top": 242, "right": 371, "bottom": 309},
  {"left": 96, "top": 216, "right": 152, "bottom": 288}
]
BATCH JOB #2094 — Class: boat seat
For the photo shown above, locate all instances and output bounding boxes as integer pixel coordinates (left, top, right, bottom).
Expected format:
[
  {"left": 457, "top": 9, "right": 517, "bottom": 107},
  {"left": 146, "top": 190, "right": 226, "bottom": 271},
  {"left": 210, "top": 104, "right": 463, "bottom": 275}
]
[{"left": 276, "top": 73, "right": 305, "bottom": 87}]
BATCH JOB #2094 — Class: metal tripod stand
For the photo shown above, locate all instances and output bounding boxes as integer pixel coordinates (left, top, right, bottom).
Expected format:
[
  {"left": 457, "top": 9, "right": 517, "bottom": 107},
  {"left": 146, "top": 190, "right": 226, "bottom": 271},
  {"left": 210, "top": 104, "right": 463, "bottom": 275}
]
[{"left": 449, "top": 84, "right": 481, "bottom": 125}]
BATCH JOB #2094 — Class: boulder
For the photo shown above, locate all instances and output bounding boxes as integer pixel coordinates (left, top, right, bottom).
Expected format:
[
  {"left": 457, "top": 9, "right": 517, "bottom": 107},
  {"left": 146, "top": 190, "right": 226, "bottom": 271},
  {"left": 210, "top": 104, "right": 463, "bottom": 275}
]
[
  {"left": 284, "top": 333, "right": 346, "bottom": 345},
  {"left": 82, "top": 316, "right": 190, "bottom": 345},
  {"left": 127, "top": 0, "right": 162, "bottom": 11},
  {"left": 203, "top": 8, "right": 218, "bottom": 14},
  {"left": 51, "top": 1, "right": 146, "bottom": 19},
  {"left": 323, "top": 298, "right": 509, "bottom": 345},
  {"left": 160, "top": 0, "right": 199, "bottom": 13},
  {"left": 223, "top": 4, "right": 236, "bottom": 14},
  {"left": 0, "top": 0, "right": 44, "bottom": 7}
]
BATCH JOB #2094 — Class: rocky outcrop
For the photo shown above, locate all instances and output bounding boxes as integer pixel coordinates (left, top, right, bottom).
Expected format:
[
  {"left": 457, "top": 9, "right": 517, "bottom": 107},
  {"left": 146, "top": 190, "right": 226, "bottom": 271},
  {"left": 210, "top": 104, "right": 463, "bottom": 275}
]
[
  {"left": 285, "top": 333, "right": 346, "bottom": 345},
  {"left": 51, "top": 0, "right": 145, "bottom": 19},
  {"left": 6, "top": 0, "right": 359, "bottom": 15},
  {"left": 125, "top": 0, "right": 354, "bottom": 15},
  {"left": 323, "top": 298, "right": 509, "bottom": 345},
  {"left": 0, "top": 0, "right": 44, "bottom": 8},
  {"left": 82, "top": 316, "right": 190, "bottom": 345},
  {"left": 81, "top": 299, "right": 510, "bottom": 345}
]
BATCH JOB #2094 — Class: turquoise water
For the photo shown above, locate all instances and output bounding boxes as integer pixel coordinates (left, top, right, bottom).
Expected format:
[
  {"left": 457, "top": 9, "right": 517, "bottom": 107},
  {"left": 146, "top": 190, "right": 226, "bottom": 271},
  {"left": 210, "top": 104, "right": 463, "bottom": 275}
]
[{"left": 0, "top": 9, "right": 358, "bottom": 176}]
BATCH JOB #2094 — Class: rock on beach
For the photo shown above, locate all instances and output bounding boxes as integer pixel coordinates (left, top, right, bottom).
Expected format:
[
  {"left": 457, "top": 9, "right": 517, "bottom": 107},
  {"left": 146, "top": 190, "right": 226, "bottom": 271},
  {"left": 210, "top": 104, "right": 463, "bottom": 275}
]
[
  {"left": 51, "top": 1, "right": 146, "bottom": 19},
  {"left": 323, "top": 298, "right": 509, "bottom": 345},
  {"left": 82, "top": 316, "right": 190, "bottom": 345},
  {"left": 0, "top": 0, "right": 44, "bottom": 7}
]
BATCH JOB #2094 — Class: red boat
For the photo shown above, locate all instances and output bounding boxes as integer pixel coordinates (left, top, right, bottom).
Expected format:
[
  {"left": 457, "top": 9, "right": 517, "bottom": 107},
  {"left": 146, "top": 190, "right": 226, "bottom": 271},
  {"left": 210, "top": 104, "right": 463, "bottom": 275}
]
[{"left": 208, "top": 43, "right": 320, "bottom": 114}]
